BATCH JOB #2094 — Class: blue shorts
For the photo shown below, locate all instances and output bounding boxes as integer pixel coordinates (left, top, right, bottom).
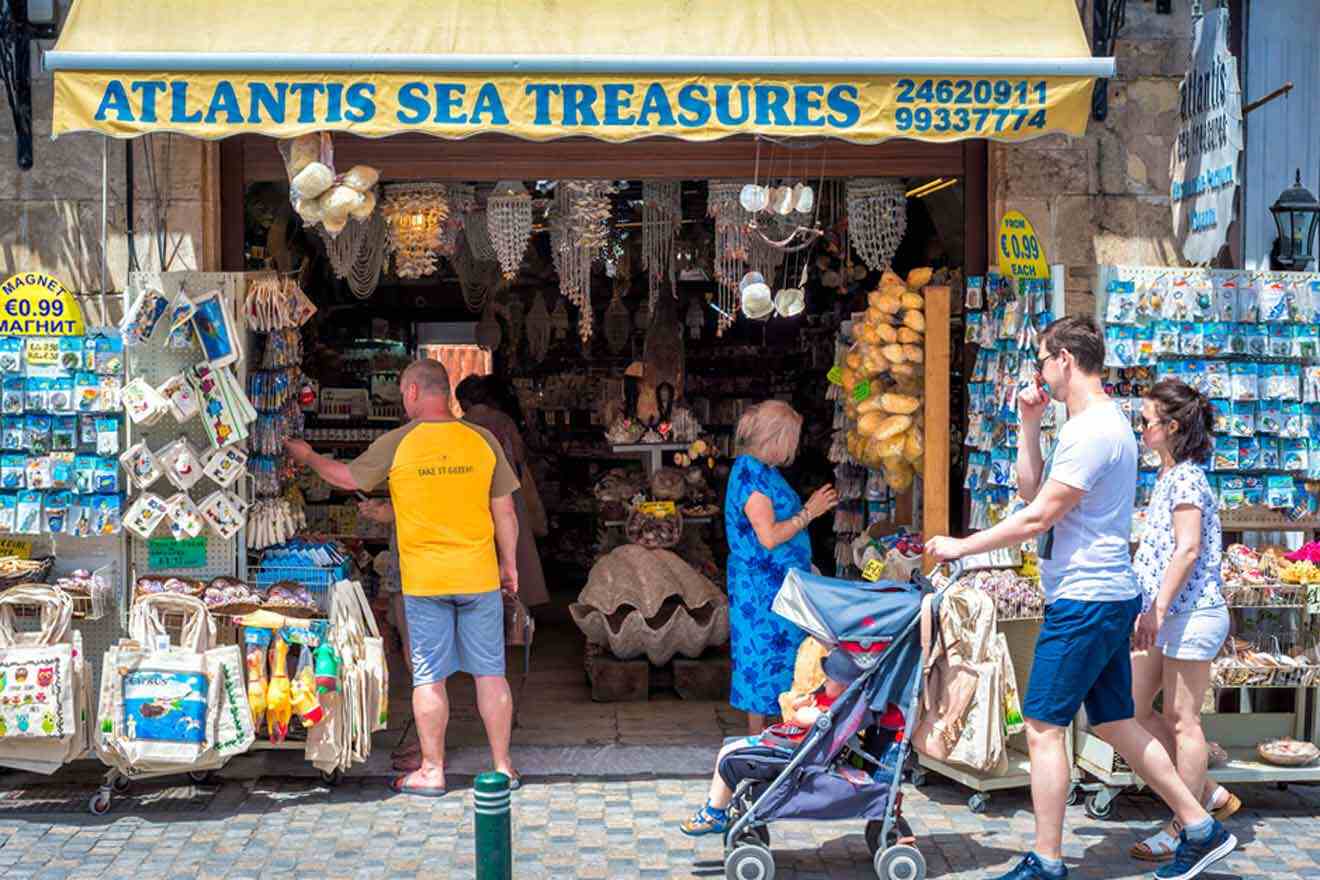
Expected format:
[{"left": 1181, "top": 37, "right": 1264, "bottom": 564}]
[
  {"left": 1023, "top": 595, "right": 1143, "bottom": 728},
  {"left": 404, "top": 591, "right": 505, "bottom": 685}
]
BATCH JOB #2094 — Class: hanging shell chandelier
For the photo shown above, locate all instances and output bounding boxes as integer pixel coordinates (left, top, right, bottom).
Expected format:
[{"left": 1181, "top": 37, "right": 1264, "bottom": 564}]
[
  {"left": 641, "top": 181, "right": 681, "bottom": 317},
  {"left": 706, "top": 180, "right": 754, "bottom": 335},
  {"left": 380, "top": 183, "right": 450, "bottom": 279},
  {"left": 465, "top": 208, "right": 499, "bottom": 262},
  {"left": 847, "top": 178, "right": 908, "bottom": 273},
  {"left": 486, "top": 180, "right": 534, "bottom": 279},
  {"left": 451, "top": 230, "right": 502, "bottom": 313}
]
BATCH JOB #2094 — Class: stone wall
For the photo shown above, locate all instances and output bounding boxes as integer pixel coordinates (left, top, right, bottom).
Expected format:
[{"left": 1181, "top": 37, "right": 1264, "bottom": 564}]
[
  {"left": 989, "top": 1, "right": 1191, "bottom": 317},
  {"left": 0, "top": 38, "right": 208, "bottom": 298}
]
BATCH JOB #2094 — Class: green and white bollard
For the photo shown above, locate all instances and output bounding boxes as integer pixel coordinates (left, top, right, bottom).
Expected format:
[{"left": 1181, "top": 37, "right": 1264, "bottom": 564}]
[{"left": 474, "top": 771, "right": 512, "bottom": 880}]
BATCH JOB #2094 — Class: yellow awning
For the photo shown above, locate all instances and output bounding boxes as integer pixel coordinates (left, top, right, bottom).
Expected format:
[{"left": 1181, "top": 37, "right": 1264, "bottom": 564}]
[{"left": 48, "top": 0, "right": 1112, "bottom": 144}]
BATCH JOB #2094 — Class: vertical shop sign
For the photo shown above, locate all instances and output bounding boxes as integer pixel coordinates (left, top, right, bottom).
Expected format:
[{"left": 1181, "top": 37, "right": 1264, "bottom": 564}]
[{"left": 1170, "top": 7, "right": 1242, "bottom": 263}]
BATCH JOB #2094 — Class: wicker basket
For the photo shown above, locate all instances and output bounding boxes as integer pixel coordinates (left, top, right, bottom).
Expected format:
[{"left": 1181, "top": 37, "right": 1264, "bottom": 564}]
[
  {"left": 208, "top": 600, "right": 264, "bottom": 617},
  {"left": 134, "top": 576, "right": 205, "bottom": 601},
  {"left": 1258, "top": 739, "right": 1320, "bottom": 767},
  {"left": 260, "top": 600, "right": 321, "bottom": 619}
]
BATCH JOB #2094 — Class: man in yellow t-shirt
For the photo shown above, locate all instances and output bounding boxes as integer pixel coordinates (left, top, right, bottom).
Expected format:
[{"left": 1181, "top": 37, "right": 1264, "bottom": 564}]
[{"left": 286, "top": 359, "right": 521, "bottom": 797}]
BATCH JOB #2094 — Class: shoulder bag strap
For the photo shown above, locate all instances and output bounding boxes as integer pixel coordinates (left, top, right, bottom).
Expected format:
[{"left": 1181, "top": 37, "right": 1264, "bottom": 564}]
[{"left": 0, "top": 584, "right": 73, "bottom": 646}]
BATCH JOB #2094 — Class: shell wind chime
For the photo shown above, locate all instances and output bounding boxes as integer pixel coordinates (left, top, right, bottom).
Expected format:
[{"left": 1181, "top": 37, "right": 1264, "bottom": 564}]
[
  {"left": 847, "top": 178, "right": 908, "bottom": 272},
  {"left": 452, "top": 231, "right": 501, "bottom": 313},
  {"left": 706, "top": 180, "right": 754, "bottom": 335},
  {"left": 641, "top": 181, "right": 681, "bottom": 317},
  {"left": 321, "top": 206, "right": 388, "bottom": 299},
  {"left": 486, "top": 180, "right": 534, "bottom": 279}
]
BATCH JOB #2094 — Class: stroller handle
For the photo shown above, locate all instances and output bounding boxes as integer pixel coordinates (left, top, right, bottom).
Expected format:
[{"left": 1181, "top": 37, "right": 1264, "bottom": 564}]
[{"left": 912, "top": 558, "right": 964, "bottom": 593}]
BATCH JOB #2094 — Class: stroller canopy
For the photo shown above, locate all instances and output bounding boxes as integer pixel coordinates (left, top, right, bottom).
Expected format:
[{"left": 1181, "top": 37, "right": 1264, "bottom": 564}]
[
  {"left": 773, "top": 568, "right": 925, "bottom": 647},
  {"left": 773, "top": 568, "right": 928, "bottom": 714}
]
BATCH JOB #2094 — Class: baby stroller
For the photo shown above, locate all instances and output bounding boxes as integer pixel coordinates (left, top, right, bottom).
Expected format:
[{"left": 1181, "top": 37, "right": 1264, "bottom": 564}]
[{"left": 719, "top": 563, "right": 955, "bottom": 880}]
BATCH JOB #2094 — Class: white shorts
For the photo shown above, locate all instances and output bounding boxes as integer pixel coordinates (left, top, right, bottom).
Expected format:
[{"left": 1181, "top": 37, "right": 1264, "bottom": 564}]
[{"left": 1156, "top": 605, "right": 1230, "bottom": 661}]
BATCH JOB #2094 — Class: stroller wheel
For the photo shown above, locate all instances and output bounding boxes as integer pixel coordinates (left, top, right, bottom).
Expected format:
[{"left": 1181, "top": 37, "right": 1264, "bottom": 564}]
[
  {"left": 866, "top": 816, "right": 913, "bottom": 855},
  {"left": 728, "top": 825, "right": 770, "bottom": 849},
  {"left": 875, "top": 844, "right": 926, "bottom": 880},
  {"left": 725, "top": 843, "right": 776, "bottom": 880}
]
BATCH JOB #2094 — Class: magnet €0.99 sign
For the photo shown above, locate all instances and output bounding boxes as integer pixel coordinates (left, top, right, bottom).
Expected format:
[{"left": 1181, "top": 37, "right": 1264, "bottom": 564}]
[
  {"left": 997, "top": 211, "right": 1050, "bottom": 281},
  {"left": 0, "top": 272, "right": 85, "bottom": 336}
]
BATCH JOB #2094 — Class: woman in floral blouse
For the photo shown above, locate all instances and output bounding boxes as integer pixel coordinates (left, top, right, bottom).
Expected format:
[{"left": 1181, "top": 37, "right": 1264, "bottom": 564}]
[
  {"left": 724, "top": 401, "right": 838, "bottom": 735},
  {"left": 1129, "top": 380, "right": 1239, "bottom": 862}
]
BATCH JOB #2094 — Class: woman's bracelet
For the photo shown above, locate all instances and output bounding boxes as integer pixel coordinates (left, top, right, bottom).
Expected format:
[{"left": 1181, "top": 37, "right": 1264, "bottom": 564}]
[{"left": 792, "top": 510, "right": 810, "bottom": 531}]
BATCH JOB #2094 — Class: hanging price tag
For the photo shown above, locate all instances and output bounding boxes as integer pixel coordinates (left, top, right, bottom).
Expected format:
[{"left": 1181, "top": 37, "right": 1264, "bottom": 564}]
[
  {"left": 861, "top": 559, "right": 884, "bottom": 582},
  {"left": 638, "top": 501, "right": 677, "bottom": 518},
  {"left": 826, "top": 365, "right": 843, "bottom": 385},
  {"left": 853, "top": 380, "right": 871, "bottom": 403},
  {"left": 24, "top": 338, "right": 60, "bottom": 366}
]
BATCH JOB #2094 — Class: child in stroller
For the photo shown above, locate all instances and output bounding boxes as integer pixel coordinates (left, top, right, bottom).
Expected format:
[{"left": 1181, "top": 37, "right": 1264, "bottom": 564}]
[
  {"left": 689, "top": 567, "right": 933, "bottom": 880},
  {"left": 680, "top": 647, "right": 906, "bottom": 837}
]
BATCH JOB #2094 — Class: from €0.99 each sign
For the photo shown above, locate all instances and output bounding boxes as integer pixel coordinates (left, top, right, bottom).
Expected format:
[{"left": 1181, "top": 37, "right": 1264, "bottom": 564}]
[
  {"left": 0, "top": 272, "right": 85, "bottom": 336},
  {"left": 997, "top": 211, "right": 1050, "bottom": 281}
]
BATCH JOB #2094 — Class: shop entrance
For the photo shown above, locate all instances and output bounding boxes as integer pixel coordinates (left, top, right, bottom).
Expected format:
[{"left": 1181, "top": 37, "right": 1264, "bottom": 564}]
[{"left": 230, "top": 135, "right": 975, "bottom": 763}]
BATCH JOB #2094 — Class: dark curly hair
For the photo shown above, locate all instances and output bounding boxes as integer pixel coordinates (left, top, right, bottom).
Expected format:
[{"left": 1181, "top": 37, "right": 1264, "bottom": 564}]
[{"left": 1146, "top": 379, "right": 1214, "bottom": 464}]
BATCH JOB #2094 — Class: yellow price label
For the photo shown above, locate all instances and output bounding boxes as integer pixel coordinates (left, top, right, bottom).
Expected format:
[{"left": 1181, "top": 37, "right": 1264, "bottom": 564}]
[
  {"left": 861, "top": 559, "right": 884, "bottom": 582},
  {"left": 997, "top": 211, "right": 1050, "bottom": 281},
  {"left": 24, "top": 337, "right": 60, "bottom": 366},
  {"left": 638, "top": 501, "right": 677, "bottom": 518},
  {"left": 0, "top": 272, "right": 85, "bottom": 336},
  {"left": 0, "top": 537, "right": 33, "bottom": 559}
]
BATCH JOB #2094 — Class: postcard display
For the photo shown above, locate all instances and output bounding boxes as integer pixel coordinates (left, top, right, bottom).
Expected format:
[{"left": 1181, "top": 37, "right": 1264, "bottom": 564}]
[
  {"left": 121, "top": 272, "right": 253, "bottom": 589},
  {"left": 1074, "top": 265, "right": 1320, "bottom": 802}
]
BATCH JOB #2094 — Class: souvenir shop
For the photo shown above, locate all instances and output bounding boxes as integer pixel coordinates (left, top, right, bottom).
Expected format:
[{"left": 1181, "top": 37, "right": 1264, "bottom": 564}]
[{"left": 0, "top": 0, "right": 1134, "bottom": 792}]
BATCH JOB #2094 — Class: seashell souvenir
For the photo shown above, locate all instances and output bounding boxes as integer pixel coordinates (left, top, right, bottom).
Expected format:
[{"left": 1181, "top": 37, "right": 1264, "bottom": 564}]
[
  {"left": 774, "top": 287, "right": 806, "bottom": 318},
  {"left": 771, "top": 185, "right": 794, "bottom": 216},
  {"left": 740, "top": 282, "right": 774, "bottom": 319},
  {"left": 738, "top": 271, "right": 765, "bottom": 293},
  {"left": 792, "top": 183, "right": 814, "bottom": 214},
  {"left": 739, "top": 184, "right": 769, "bottom": 213}
]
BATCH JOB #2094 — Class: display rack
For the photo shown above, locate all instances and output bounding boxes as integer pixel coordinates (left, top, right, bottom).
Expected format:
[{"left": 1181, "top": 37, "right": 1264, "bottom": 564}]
[{"left": 610, "top": 442, "right": 689, "bottom": 476}]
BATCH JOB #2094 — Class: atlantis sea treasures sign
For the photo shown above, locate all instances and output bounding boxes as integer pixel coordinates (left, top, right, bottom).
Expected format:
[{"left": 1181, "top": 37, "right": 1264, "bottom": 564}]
[{"left": 1169, "top": 8, "right": 1242, "bottom": 264}]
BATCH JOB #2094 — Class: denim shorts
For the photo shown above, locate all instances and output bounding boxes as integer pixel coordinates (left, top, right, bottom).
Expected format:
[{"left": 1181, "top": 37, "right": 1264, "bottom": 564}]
[
  {"left": 1023, "top": 595, "right": 1144, "bottom": 728},
  {"left": 1157, "top": 605, "right": 1230, "bottom": 661},
  {"left": 404, "top": 591, "right": 505, "bottom": 685}
]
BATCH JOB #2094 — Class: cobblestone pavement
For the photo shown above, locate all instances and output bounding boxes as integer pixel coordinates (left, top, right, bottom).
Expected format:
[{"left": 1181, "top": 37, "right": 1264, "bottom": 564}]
[{"left": 1, "top": 772, "right": 1318, "bottom": 880}]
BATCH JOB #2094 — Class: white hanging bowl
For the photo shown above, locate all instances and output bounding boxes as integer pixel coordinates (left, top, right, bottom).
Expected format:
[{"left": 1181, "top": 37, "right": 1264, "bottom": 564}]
[
  {"left": 740, "top": 282, "right": 774, "bottom": 319},
  {"left": 771, "top": 185, "right": 794, "bottom": 216},
  {"left": 739, "top": 184, "right": 769, "bottom": 213},
  {"left": 792, "top": 183, "right": 814, "bottom": 214},
  {"left": 774, "top": 288, "right": 806, "bottom": 318},
  {"left": 738, "top": 271, "right": 765, "bottom": 293}
]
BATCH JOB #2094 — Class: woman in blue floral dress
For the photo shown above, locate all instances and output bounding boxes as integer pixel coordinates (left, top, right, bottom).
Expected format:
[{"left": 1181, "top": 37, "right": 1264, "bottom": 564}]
[{"left": 725, "top": 401, "right": 838, "bottom": 734}]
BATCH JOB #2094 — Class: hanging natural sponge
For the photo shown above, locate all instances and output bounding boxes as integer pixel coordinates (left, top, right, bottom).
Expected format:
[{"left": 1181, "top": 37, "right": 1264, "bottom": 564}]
[
  {"left": 349, "top": 189, "right": 377, "bottom": 221},
  {"left": 286, "top": 134, "right": 321, "bottom": 177},
  {"left": 342, "top": 165, "right": 380, "bottom": 193},
  {"left": 291, "top": 162, "right": 334, "bottom": 201}
]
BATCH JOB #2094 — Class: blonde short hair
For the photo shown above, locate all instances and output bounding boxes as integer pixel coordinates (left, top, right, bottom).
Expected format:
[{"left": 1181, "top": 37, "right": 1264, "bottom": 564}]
[{"left": 735, "top": 400, "right": 803, "bottom": 467}]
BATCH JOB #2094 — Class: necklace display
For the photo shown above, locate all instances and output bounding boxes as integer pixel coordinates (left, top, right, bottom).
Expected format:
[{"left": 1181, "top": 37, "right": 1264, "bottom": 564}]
[{"left": 321, "top": 207, "right": 387, "bottom": 299}]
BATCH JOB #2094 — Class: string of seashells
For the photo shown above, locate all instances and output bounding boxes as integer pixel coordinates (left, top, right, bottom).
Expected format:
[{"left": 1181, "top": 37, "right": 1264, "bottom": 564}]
[
  {"left": 283, "top": 132, "right": 380, "bottom": 235},
  {"left": 487, "top": 180, "right": 534, "bottom": 279},
  {"left": 847, "top": 178, "right": 908, "bottom": 272},
  {"left": 641, "top": 181, "right": 681, "bottom": 317},
  {"left": 555, "top": 180, "right": 614, "bottom": 344},
  {"left": 706, "top": 180, "right": 754, "bottom": 335},
  {"left": 439, "top": 184, "right": 477, "bottom": 256}
]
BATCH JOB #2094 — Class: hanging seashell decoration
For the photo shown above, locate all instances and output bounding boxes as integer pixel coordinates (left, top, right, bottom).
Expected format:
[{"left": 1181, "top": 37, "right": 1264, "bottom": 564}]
[
  {"left": 552, "top": 180, "right": 614, "bottom": 345},
  {"left": 525, "top": 293, "right": 552, "bottom": 362},
  {"left": 321, "top": 205, "right": 388, "bottom": 299},
  {"left": 641, "top": 181, "right": 681, "bottom": 317},
  {"left": 465, "top": 208, "right": 499, "bottom": 262},
  {"left": 486, "top": 180, "right": 534, "bottom": 279},
  {"left": 847, "top": 178, "right": 908, "bottom": 273},
  {"left": 451, "top": 230, "right": 501, "bottom": 313},
  {"left": 438, "top": 183, "right": 476, "bottom": 256},
  {"left": 475, "top": 300, "right": 502, "bottom": 351},
  {"left": 604, "top": 292, "right": 632, "bottom": 354},
  {"left": 706, "top": 180, "right": 754, "bottom": 336},
  {"left": 380, "top": 183, "right": 450, "bottom": 278}
]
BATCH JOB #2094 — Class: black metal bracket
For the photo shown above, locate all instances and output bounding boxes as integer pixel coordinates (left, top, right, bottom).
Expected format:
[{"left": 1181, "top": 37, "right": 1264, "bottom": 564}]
[
  {"left": 1091, "top": 0, "right": 1129, "bottom": 122},
  {"left": 1, "top": 1, "right": 58, "bottom": 170}
]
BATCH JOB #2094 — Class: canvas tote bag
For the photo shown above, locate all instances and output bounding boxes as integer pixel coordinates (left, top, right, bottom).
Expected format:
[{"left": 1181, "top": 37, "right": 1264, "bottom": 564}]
[
  {"left": 912, "top": 583, "right": 1007, "bottom": 774},
  {"left": 0, "top": 586, "right": 85, "bottom": 772}
]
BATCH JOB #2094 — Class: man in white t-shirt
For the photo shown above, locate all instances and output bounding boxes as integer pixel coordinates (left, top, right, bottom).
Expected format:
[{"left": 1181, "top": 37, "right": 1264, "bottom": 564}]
[{"left": 926, "top": 316, "right": 1234, "bottom": 880}]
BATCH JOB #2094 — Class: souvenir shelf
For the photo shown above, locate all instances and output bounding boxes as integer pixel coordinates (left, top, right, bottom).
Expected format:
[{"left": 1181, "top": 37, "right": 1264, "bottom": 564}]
[{"left": 1074, "top": 265, "right": 1320, "bottom": 818}]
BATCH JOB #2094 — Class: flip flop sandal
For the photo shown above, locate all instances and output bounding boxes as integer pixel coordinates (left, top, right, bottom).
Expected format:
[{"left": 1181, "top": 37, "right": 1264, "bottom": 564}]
[
  {"left": 389, "top": 774, "right": 448, "bottom": 798},
  {"left": 1130, "top": 822, "right": 1180, "bottom": 862},
  {"left": 506, "top": 771, "right": 522, "bottom": 791}
]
